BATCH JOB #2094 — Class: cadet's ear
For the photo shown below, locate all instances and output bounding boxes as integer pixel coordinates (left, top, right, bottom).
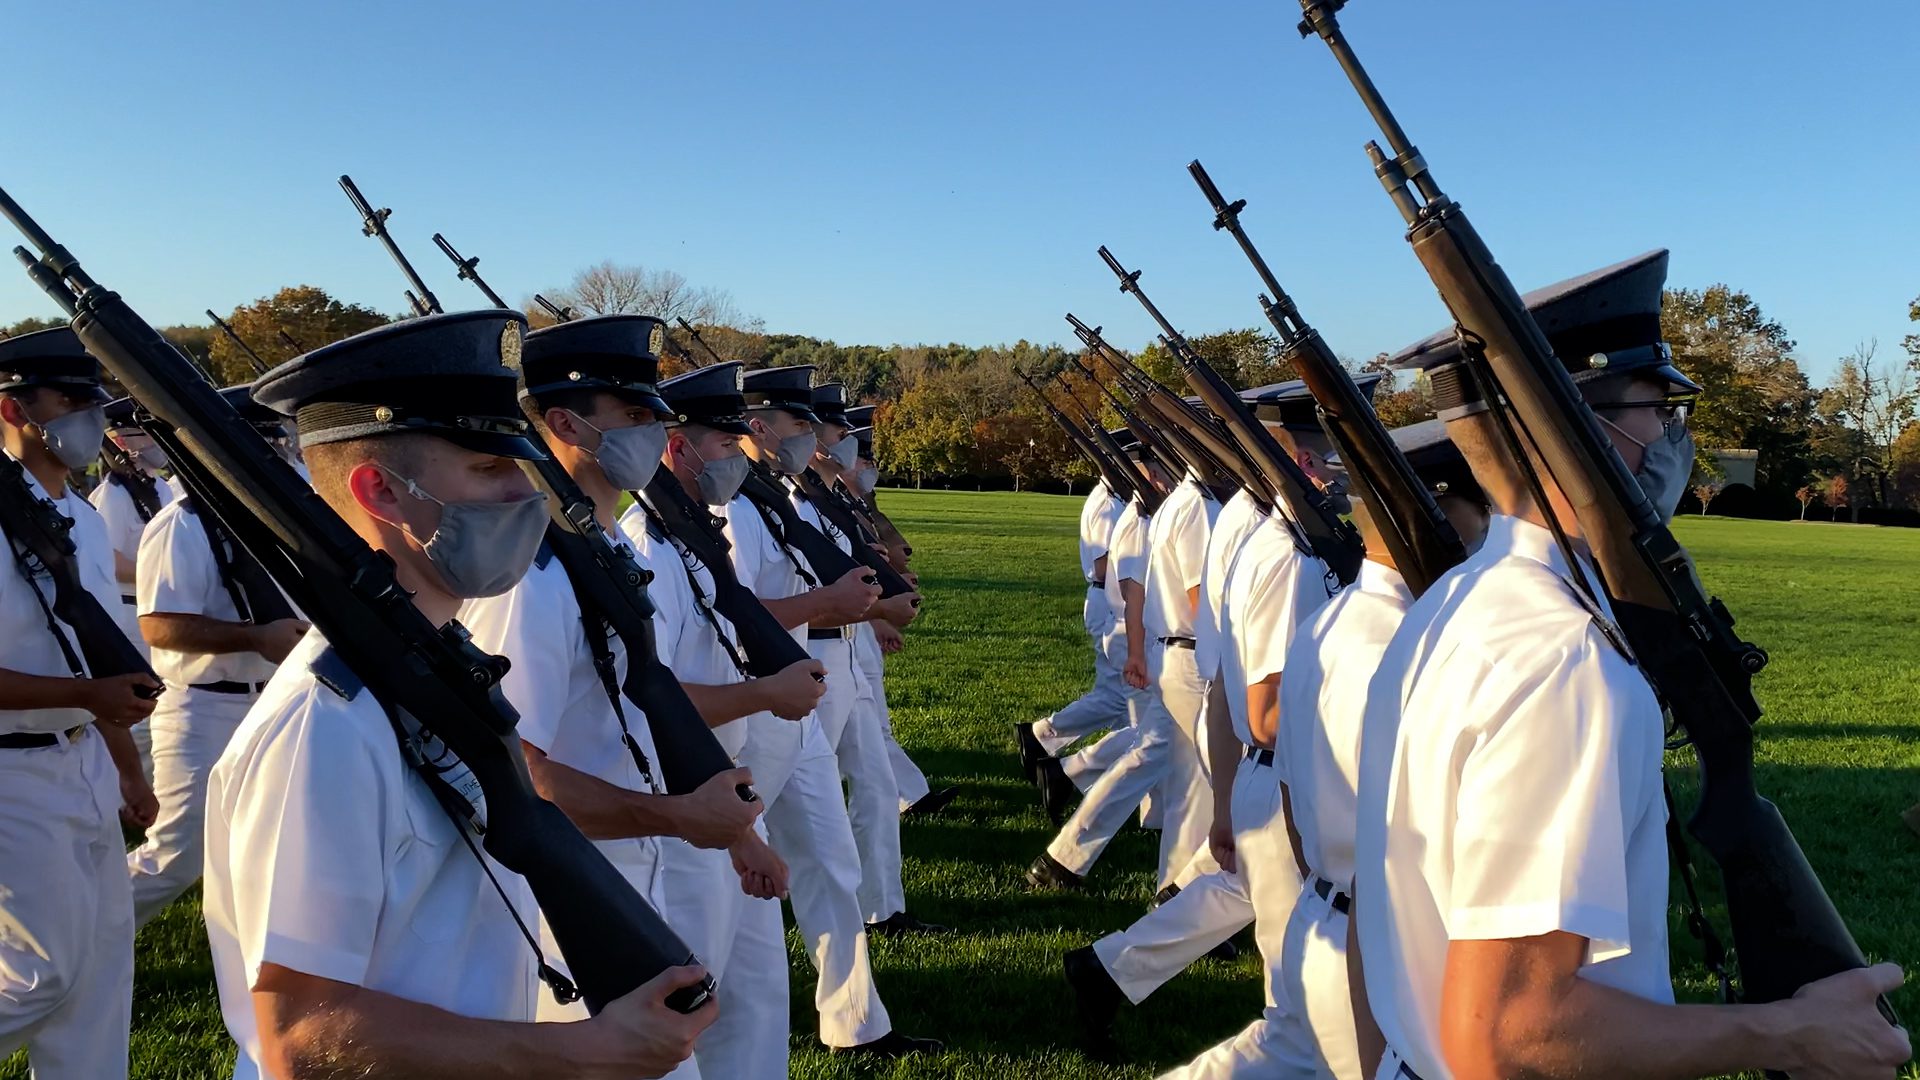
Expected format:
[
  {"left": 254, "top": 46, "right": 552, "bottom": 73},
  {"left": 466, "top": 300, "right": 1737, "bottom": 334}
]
[
  {"left": 543, "top": 405, "right": 586, "bottom": 448},
  {"left": 345, "top": 461, "right": 403, "bottom": 526},
  {"left": 0, "top": 394, "right": 30, "bottom": 429}
]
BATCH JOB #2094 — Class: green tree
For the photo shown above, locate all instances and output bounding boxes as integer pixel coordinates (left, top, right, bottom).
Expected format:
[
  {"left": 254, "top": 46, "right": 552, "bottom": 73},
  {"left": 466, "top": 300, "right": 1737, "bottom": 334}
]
[
  {"left": 209, "top": 287, "right": 390, "bottom": 386},
  {"left": 1817, "top": 340, "right": 1917, "bottom": 508},
  {"left": 1, "top": 315, "right": 64, "bottom": 339},
  {"left": 1661, "top": 285, "right": 1817, "bottom": 498}
]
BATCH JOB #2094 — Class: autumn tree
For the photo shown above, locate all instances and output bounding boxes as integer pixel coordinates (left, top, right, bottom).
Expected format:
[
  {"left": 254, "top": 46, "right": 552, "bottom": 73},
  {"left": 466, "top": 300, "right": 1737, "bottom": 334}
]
[
  {"left": 1661, "top": 285, "right": 1816, "bottom": 498},
  {"left": 538, "top": 261, "right": 762, "bottom": 333},
  {"left": 208, "top": 287, "right": 389, "bottom": 386},
  {"left": 1692, "top": 480, "right": 1724, "bottom": 515},
  {"left": 1822, "top": 474, "right": 1851, "bottom": 521},
  {"left": 1816, "top": 340, "right": 1917, "bottom": 508},
  {"left": 1363, "top": 353, "right": 1436, "bottom": 428},
  {"left": 1794, "top": 485, "right": 1814, "bottom": 520}
]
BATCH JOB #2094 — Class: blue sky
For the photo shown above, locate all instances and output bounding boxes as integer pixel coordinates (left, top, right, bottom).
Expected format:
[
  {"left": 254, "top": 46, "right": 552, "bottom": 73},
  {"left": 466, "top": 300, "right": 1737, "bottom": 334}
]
[{"left": 2, "top": 0, "right": 1913, "bottom": 382}]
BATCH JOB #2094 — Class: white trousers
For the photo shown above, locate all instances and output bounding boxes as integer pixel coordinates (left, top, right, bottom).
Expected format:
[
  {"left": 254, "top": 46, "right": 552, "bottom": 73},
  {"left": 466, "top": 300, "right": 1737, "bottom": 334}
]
[
  {"left": 843, "top": 662, "right": 906, "bottom": 923},
  {"left": 1045, "top": 639, "right": 1185, "bottom": 879},
  {"left": 1276, "top": 879, "right": 1362, "bottom": 1080},
  {"left": 1061, "top": 726, "right": 1138, "bottom": 793},
  {"left": 126, "top": 686, "right": 253, "bottom": 927},
  {"left": 0, "top": 728, "right": 135, "bottom": 1079},
  {"left": 1154, "top": 646, "right": 1212, "bottom": 887},
  {"left": 855, "top": 630, "right": 930, "bottom": 810},
  {"left": 658, "top": 829, "right": 790, "bottom": 1080},
  {"left": 1092, "top": 845, "right": 1253, "bottom": 1004},
  {"left": 1035, "top": 586, "right": 1129, "bottom": 752},
  {"left": 1158, "top": 755, "right": 1312, "bottom": 1080},
  {"left": 763, "top": 718, "right": 892, "bottom": 1047}
]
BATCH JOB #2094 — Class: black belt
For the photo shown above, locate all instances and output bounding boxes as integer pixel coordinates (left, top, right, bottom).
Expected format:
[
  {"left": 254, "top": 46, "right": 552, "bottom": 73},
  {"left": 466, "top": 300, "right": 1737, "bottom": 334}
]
[
  {"left": 120, "top": 593, "right": 137, "bottom": 606},
  {"left": 1090, "top": 578, "right": 1106, "bottom": 589},
  {"left": 1159, "top": 636, "right": 1195, "bottom": 649},
  {"left": 1313, "top": 875, "right": 1352, "bottom": 915},
  {"left": 0, "top": 725, "right": 87, "bottom": 749},
  {"left": 807, "top": 627, "right": 851, "bottom": 641},
  {"left": 1243, "top": 744, "right": 1274, "bottom": 767},
  {"left": 191, "top": 680, "right": 268, "bottom": 695},
  {"left": 1397, "top": 1062, "right": 1426, "bottom": 1080}
]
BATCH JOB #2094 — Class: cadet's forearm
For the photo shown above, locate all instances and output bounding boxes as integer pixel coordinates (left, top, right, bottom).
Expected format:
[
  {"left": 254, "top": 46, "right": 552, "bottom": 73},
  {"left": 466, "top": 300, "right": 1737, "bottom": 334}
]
[
  {"left": 1246, "top": 673, "right": 1281, "bottom": 748},
  {"left": 141, "top": 612, "right": 260, "bottom": 655},
  {"left": 680, "top": 680, "right": 769, "bottom": 728},
  {"left": 99, "top": 722, "right": 144, "bottom": 779},
  {"left": 1091, "top": 554, "right": 1109, "bottom": 583},
  {"left": 1204, "top": 679, "right": 1239, "bottom": 811},
  {"left": 760, "top": 593, "right": 828, "bottom": 631},
  {"left": 1121, "top": 580, "right": 1146, "bottom": 658},
  {"left": 114, "top": 551, "right": 137, "bottom": 585},
  {"left": 524, "top": 743, "right": 675, "bottom": 841},
  {"left": 0, "top": 668, "right": 90, "bottom": 711}
]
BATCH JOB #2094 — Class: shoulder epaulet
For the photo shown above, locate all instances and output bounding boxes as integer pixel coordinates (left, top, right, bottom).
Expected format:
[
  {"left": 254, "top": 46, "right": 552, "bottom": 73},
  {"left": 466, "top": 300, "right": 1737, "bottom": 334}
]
[
  {"left": 533, "top": 538, "right": 556, "bottom": 570},
  {"left": 310, "top": 646, "right": 364, "bottom": 701}
]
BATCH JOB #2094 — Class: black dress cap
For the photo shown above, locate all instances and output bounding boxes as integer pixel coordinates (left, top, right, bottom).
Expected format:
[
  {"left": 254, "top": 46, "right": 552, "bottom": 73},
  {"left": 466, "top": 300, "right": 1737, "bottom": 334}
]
[
  {"left": 0, "top": 327, "right": 110, "bottom": 402},
  {"left": 521, "top": 314, "right": 675, "bottom": 417},
  {"left": 1241, "top": 374, "right": 1382, "bottom": 428},
  {"left": 848, "top": 425, "right": 874, "bottom": 459},
  {"left": 1388, "top": 418, "right": 1483, "bottom": 504},
  {"left": 1389, "top": 250, "right": 1699, "bottom": 395},
  {"left": 741, "top": 365, "right": 819, "bottom": 423},
  {"left": 811, "top": 382, "right": 851, "bottom": 427},
  {"left": 660, "top": 361, "right": 753, "bottom": 435},
  {"left": 845, "top": 405, "right": 875, "bottom": 429},
  {"left": 252, "top": 310, "right": 543, "bottom": 460}
]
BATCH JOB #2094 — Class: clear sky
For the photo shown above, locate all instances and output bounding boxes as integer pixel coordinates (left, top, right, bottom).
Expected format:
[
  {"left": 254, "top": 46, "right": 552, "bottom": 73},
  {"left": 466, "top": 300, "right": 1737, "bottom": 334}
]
[{"left": 2, "top": 0, "right": 1913, "bottom": 382}]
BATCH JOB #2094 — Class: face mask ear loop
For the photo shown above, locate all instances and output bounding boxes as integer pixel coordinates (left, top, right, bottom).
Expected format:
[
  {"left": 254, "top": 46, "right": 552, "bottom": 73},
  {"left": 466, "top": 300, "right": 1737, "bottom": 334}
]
[{"left": 1595, "top": 410, "right": 1652, "bottom": 454}]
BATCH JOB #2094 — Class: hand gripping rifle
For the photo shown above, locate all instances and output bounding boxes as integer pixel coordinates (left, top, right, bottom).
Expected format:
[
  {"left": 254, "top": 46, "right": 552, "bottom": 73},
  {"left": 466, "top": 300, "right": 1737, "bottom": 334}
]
[
  {"left": 205, "top": 310, "right": 270, "bottom": 376},
  {"left": 1094, "top": 248, "right": 1364, "bottom": 584},
  {"left": 1017, "top": 368, "right": 1151, "bottom": 512},
  {"left": 429, "top": 234, "right": 812, "bottom": 680},
  {"left": 0, "top": 187, "right": 707, "bottom": 1016},
  {"left": 339, "top": 200, "right": 753, "bottom": 809},
  {"left": 1187, "top": 160, "right": 1463, "bottom": 595},
  {"left": 1297, "top": 0, "right": 1891, "bottom": 1020}
]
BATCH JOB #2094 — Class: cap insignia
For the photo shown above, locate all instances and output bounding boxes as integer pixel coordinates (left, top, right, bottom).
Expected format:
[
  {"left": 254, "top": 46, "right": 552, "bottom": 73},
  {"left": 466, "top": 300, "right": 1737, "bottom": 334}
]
[
  {"left": 499, "top": 323, "right": 523, "bottom": 371},
  {"left": 648, "top": 323, "right": 665, "bottom": 356}
]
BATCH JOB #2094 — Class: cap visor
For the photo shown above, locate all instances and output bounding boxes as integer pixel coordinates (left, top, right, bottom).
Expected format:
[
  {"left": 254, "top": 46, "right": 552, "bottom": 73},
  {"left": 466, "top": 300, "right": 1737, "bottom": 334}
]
[{"left": 440, "top": 430, "right": 550, "bottom": 461}]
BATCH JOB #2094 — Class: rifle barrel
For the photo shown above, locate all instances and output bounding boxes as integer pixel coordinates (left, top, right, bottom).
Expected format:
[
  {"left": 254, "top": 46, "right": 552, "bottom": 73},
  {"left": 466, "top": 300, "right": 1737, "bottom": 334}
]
[{"left": 338, "top": 175, "right": 443, "bottom": 316}]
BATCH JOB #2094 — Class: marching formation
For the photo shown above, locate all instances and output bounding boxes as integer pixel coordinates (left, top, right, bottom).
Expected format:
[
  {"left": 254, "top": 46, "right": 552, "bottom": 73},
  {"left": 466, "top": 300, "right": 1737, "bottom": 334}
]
[{"left": 0, "top": 5, "right": 1911, "bottom": 1080}]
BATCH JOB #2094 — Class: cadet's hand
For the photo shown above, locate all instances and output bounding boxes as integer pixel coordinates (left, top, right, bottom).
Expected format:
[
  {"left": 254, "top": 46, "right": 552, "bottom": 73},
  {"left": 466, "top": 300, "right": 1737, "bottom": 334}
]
[
  {"left": 120, "top": 770, "right": 158, "bottom": 830},
  {"left": 730, "top": 832, "right": 790, "bottom": 900},
  {"left": 581, "top": 965, "right": 718, "bottom": 1079},
  {"left": 249, "top": 617, "right": 311, "bottom": 663},
  {"left": 871, "top": 619, "right": 905, "bottom": 655},
  {"left": 81, "top": 673, "right": 162, "bottom": 725},
  {"left": 1777, "top": 963, "right": 1909, "bottom": 1079},
  {"left": 1123, "top": 653, "right": 1149, "bottom": 690},
  {"left": 673, "top": 768, "right": 763, "bottom": 850},
  {"left": 872, "top": 592, "right": 920, "bottom": 627},
  {"left": 1208, "top": 820, "right": 1237, "bottom": 875},
  {"left": 762, "top": 659, "right": 827, "bottom": 720},
  {"left": 818, "top": 567, "right": 881, "bottom": 624}
]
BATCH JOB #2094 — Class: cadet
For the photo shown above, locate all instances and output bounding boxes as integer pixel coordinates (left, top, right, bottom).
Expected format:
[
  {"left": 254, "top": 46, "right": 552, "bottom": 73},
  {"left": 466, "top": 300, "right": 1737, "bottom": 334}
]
[
  {"left": 127, "top": 385, "right": 309, "bottom": 927},
  {"left": 0, "top": 328, "right": 159, "bottom": 1079},
  {"left": 205, "top": 312, "right": 712, "bottom": 1080},
  {"left": 90, "top": 396, "right": 176, "bottom": 778},
  {"left": 1354, "top": 253, "right": 1908, "bottom": 1080},
  {"left": 625, "top": 358, "right": 826, "bottom": 1078},
  {"left": 722, "top": 364, "right": 940, "bottom": 1057},
  {"left": 458, "top": 315, "right": 769, "bottom": 1036}
]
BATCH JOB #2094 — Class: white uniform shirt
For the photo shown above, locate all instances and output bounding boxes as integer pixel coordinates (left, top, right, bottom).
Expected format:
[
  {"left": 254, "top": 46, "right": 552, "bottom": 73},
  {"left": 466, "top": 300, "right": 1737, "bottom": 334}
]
[
  {"left": 1078, "top": 483, "right": 1125, "bottom": 584},
  {"left": 1103, "top": 502, "right": 1148, "bottom": 626},
  {"left": 1355, "top": 515, "right": 1672, "bottom": 1079},
  {"left": 204, "top": 631, "right": 539, "bottom": 1080},
  {"left": 619, "top": 501, "right": 755, "bottom": 759},
  {"left": 1218, "top": 515, "right": 1337, "bottom": 746},
  {"left": 721, "top": 491, "right": 814, "bottom": 648},
  {"left": 89, "top": 471, "right": 174, "bottom": 579},
  {"left": 1276, "top": 559, "right": 1411, "bottom": 885},
  {"left": 1141, "top": 479, "right": 1218, "bottom": 642},
  {"left": 1194, "top": 490, "right": 1267, "bottom": 681},
  {"left": 135, "top": 500, "right": 281, "bottom": 687},
  {"left": 0, "top": 454, "right": 122, "bottom": 735},
  {"left": 459, "top": 543, "right": 665, "bottom": 884}
]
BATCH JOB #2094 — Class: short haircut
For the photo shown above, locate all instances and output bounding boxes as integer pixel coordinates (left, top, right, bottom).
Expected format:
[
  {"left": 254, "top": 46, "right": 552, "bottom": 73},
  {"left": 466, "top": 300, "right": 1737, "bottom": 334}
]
[
  {"left": 519, "top": 387, "right": 608, "bottom": 435},
  {"left": 303, "top": 433, "right": 433, "bottom": 514}
]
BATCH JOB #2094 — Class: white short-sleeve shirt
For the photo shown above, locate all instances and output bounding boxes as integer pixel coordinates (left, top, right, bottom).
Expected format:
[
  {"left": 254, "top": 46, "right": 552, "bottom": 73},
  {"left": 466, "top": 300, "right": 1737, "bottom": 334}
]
[
  {"left": 1, "top": 454, "right": 124, "bottom": 735},
  {"left": 1141, "top": 480, "right": 1218, "bottom": 641},
  {"left": 1103, "top": 502, "right": 1148, "bottom": 624},
  {"left": 720, "top": 491, "right": 814, "bottom": 648},
  {"left": 1355, "top": 515, "right": 1672, "bottom": 1079},
  {"left": 1194, "top": 490, "right": 1267, "bottom": 681},
  {"left": 1079, "top": 483, "right": 1125, "bottom": 584},
  {"left": 135, "top": 499, "right": 281, "bottom": 687},
  {"left": 88, "top": 471, "right": 173, "bottom": 575},
  {"left": 1276, "top": 559, "right": 1411, "bottom": 885},
  {"left": 1218, "top": 515, "right": 1337, "bottom": 746},
  {"left": 458, "top": 544, "right": 664, "bottom": 886},
  {"left": 204, "top": 631, "right": 539, "bottom": 1080}
]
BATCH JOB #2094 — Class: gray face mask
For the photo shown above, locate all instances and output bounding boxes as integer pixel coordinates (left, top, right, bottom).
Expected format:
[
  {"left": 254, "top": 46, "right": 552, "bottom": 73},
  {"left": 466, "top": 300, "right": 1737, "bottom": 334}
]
[
  {"left": 691, "top": 445, "right": 751, "bottom": 507},
  {"left": 1602, "top": 412, "right": 1695, "bottom": 524},
  {"left": 35, "top": 404, "right": 108, "bottom": 470},
  {"left": 853, "top": 465, "right": 879, "bottom": 493},
  {"left": 752, "top": 417, "right": 817, "bottom": 476},
  {"left": 382, "top": 467, "right": 551, "bottom": 598},
  {"left": 573, "top": 413, "right": 667, "bottom": 492},
  {"left": 824, "top": 436, "right": 858, "bottom": 470}
]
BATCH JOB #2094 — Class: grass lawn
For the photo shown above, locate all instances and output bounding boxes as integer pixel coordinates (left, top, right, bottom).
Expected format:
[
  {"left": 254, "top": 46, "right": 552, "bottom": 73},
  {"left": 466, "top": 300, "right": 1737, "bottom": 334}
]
[{"left": 9, "top": 492, "right": 1916, "bottom": 1079}]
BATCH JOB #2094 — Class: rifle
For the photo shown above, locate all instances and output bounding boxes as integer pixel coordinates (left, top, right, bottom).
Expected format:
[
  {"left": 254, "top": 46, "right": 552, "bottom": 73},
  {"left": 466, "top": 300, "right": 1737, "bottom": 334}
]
[
  {"left": 676, "top": 317, "right": 723, "bottom": 365},
  {"left": 1016, "top": 369, "right": 1149, "bottom": 512},
  {"left": 342, "top": 185, "right": 751, "bottom": 806},
  {"left": 1042, "top": 366, "right": 1165, "bottom": 516},
  {"left": 534, "top": 294, "right": 576, "bottom": 323},
  {"left": 1, "top": 186, "right": 706, "bottom": 1015},
  {"left": 205, "top": 310, "right": 270, "bottom": 376},
  {"left": 1186, "top": 160, "right": 1463, "bottom": 594},
  {"left": 1296, "top": 0, "right": 1889, "bottom": 1019},
  {"left": 275, "top": 328, "right": 307, "bottom": 354},
  {"left": 1094, "top": 248, "right": 1364, "bottom": 584},
  {"left": 97, "top": 439, "right": 166, "bottom": 523},
  {"left": 339, "top": 175, "right": 439, "bottom": 318},
  {"left": 434, "top": 233, "right": 510, "bottom": 308},
  {"left": 1061, "top": 347, "right": 1230, "bottom": 495}
]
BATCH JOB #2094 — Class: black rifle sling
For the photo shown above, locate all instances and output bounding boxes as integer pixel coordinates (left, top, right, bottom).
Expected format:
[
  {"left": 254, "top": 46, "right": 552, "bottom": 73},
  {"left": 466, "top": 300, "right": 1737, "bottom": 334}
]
[
  {"left": 744, "top": 488, "right": 820, "bottom": 588},
  {"left": 7, "top": 529, "right": 87, "bottom": 679},
  {"left": 633, "top": 500, "right": 752, "bottom": 679},
  {"left": 184, "top": 497, "right": 297, "bottom": 628},
  {"left": 2, "top": 469, "right": 91, "bottom": 680},
  {"left": 542, "top": 533, "right": 659, "bottom": 792},
  {"left": 108, "top": 468, "right": 164, "bottom": 523}
]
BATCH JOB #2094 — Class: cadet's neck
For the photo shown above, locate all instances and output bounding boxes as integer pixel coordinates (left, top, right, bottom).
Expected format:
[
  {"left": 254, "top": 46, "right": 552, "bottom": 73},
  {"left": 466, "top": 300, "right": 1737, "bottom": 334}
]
[
  {"left": 395, "top": 560, "right": 462, "bottom": 627},
  {"left": 5, "top": 432, "right": 70, "bottom": 496},
  {"left": 569, "top": 460, "right": 620, "bottom": 533}
]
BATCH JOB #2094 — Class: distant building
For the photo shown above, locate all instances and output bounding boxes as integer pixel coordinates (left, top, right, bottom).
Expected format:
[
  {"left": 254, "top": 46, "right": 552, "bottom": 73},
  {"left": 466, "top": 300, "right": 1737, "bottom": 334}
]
[{"left": 1711, "top": 448, "right": 1758, "bottom": 488}]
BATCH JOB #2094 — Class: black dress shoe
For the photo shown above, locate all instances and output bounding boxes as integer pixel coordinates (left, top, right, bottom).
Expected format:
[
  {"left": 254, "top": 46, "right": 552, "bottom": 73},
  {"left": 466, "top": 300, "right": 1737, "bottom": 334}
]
[
  {"left": 1025, "top": 852, "right": 1085, "bottom": 891},
  {"left": 1150, "top": 882, "right": 1181, "bottom": 909},
  {"left": 867, "top": 911, "right": 954, "bottom": 936},
  {"left": 1036, "top": 754, "right": 1079, "bottom": 825},
  {"left": 900, "top": 785, "right": 960, "bottom": 819},
  {"left": 1063, "top": 944, "right": 1124, "bottom": 1057},
  {"left": 1015, "top": 722, "right": 1046, "bottom": 783},
  {"left": 828, "top": 1030, "right": 945, "bottom": 1057}
]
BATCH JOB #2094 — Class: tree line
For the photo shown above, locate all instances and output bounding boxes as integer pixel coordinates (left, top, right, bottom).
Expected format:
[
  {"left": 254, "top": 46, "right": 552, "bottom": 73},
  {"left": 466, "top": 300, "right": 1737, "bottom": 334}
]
[{"left": 8, "top": 264, "right": 1915, "bottom": 523}]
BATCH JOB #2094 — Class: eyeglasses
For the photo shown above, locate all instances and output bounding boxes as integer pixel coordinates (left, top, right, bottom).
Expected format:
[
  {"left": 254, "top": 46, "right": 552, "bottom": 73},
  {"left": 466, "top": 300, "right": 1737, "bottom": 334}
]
[{"left": 1590, "top": 398, "right": 1692, "bottom": 434}]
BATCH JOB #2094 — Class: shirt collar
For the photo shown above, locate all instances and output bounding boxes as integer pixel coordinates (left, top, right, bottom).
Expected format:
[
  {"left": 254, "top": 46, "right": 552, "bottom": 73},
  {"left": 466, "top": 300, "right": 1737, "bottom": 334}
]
[
  {"left": 1355, "top": 559, "right": 1412, "bottom": 603},
  {"left": 1479, "top": 513, "right": 1615, "bottom": 617},
  {"left": 4, "top": 448, "right": 61, "bottom": 503}
]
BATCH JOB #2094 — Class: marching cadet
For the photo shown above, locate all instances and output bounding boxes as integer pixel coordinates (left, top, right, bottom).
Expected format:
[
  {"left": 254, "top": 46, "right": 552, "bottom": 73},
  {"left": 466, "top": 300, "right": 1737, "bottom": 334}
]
[
  {"left": 0, "top": 328, "right": 158, "bottom": 1079},
  {"left": 457, "top": 315, "right": 772, "bottom": 1040},
  {"left": 91, "top": 397, "right": 175, "bottom": 778},
  {"left": 126, "top": 385, "right": 309, "bottom": 927},
  {"left": 1353, "top": 253, "right": 1907, "bottom": 1080},
  {"left": 723, "top": 364, "right": 941, "bottom": 1057},
  {"left": 839, "top": 416, "right": 957, "bottom": 818},
  {"left": 1027, "top": 435, "right": 1170, "bottom": 888},
  {"left": 205, "top": 312, "right": 712, "bottom": 1080},
  {"left": 624, "top": 358, "right": 825, "bottom": 1078}
]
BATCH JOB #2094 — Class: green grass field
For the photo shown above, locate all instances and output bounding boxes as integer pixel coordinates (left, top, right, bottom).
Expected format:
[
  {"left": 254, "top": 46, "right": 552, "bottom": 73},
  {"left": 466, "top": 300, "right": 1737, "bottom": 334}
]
[{"left": 9, "top": 491, "right": 1917, "bottom": 1079}]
